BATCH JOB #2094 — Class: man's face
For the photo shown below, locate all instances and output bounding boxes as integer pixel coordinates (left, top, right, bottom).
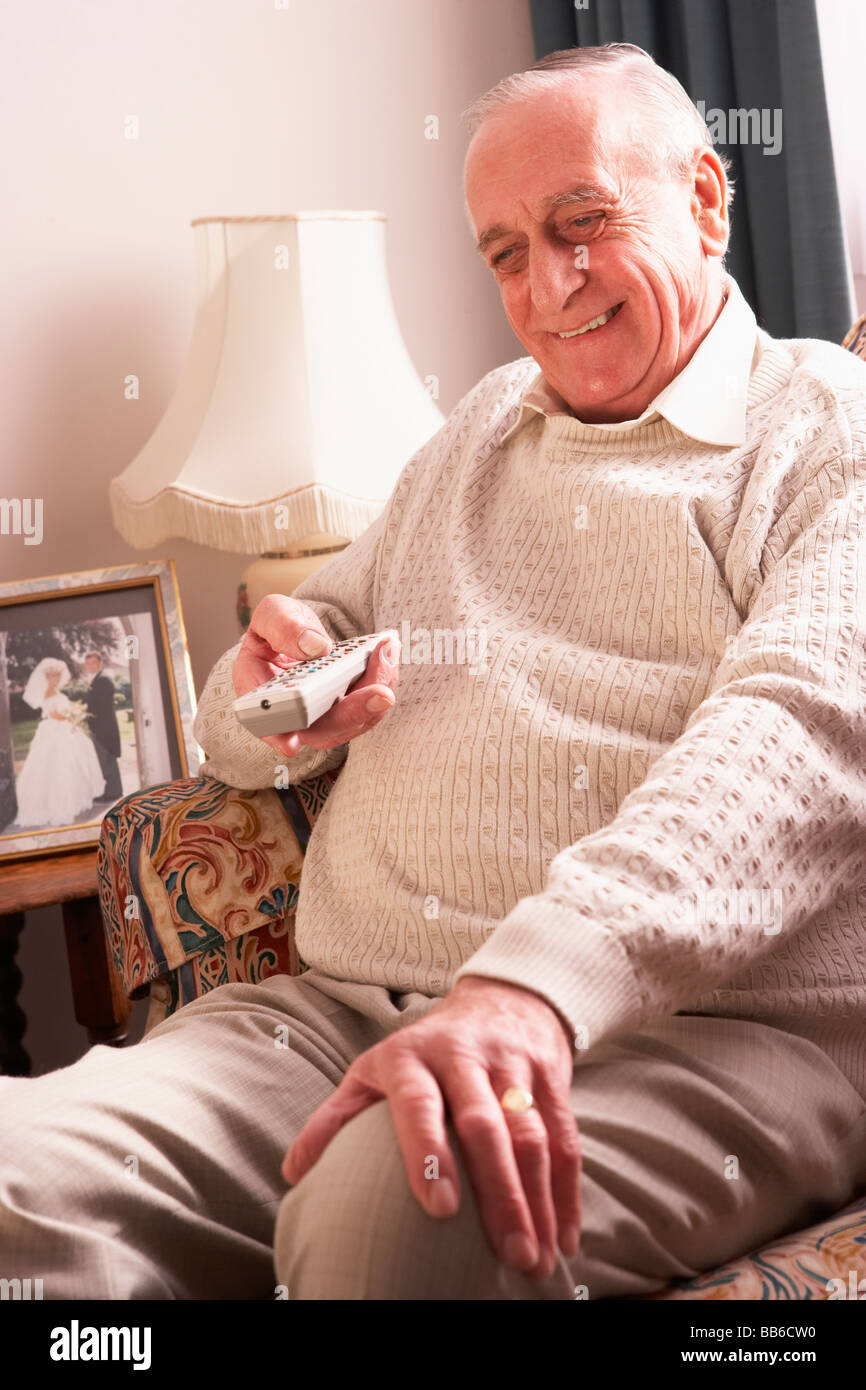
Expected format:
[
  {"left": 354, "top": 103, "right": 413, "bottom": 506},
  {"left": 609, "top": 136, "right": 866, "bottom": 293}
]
[
  {"left": 85, "top": 655, "right": 101, "bottom": 676},
  {"left": 464, "top": 79, "right": 728, "bottom": 422}
]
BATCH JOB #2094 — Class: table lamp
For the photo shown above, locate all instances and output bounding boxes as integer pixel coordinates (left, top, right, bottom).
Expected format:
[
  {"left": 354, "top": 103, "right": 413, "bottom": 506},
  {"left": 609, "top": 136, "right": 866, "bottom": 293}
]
[{"left": 110, "top": 212, "right": 444, "bottom": 627}]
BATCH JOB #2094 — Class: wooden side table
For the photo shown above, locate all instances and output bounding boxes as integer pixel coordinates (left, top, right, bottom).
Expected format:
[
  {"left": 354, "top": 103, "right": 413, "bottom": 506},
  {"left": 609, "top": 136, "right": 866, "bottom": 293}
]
[{"left": 0, "top": 849, "right": 132, "bottom": 1076}]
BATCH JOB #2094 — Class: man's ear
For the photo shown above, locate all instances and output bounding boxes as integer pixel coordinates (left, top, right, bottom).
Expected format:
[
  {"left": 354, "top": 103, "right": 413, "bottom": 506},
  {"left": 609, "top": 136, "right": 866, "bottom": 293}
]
[{"left": 691, "top": 148, "right": 728, "bottom": 259}]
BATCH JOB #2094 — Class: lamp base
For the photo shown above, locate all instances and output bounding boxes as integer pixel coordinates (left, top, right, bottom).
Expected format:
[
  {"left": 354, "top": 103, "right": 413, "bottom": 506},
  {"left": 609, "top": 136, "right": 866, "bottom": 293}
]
[{"left": 238, "top": 540, "right": 349, "bottom": 632}]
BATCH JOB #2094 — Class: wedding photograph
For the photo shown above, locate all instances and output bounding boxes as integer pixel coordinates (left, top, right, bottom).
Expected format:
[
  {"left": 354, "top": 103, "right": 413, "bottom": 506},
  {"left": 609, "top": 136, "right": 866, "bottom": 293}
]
[
  {"left": 5, "top": 620, "right": 145, "bottom": 835},
  {"left": 0, "top": 562, "right": 197, "bottom": 861}
]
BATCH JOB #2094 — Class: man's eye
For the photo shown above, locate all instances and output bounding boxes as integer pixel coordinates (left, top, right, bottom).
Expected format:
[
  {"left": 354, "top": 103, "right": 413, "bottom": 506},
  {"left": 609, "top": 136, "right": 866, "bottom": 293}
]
[
  {"left": 489, "top": 213, "right": 604, "bottom": 268},
  {"left": 565, "top": 211, "right": 606, "bottom": 237}
]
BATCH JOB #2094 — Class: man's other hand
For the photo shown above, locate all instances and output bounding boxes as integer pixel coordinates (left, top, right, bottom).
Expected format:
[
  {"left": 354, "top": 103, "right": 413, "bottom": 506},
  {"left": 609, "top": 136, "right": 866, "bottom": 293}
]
[
  {"left": 281, "top": 977, "right": 581, "bottom": 1280},
  {"left": 233, "top": 593, "right": 400, "bottom": 758}
]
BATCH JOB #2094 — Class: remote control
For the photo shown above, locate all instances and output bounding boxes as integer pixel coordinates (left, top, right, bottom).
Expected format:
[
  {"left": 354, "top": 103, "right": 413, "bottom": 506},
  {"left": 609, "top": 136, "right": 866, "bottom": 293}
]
[{"left": 232, "top": 629, "right": 400, "bottom": 737}]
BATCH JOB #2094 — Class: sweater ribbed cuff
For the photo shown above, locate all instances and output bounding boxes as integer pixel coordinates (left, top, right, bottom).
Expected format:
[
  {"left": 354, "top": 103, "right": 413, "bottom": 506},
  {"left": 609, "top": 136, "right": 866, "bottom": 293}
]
[
  {"left": 196, "top": 739, "right": 348, "bottom": 791},
  {"left": 192, "top": 637, "right": 351, "bottom": 790},
  {"left": 451, "top": 895, "right": 645, "bottom": 1057}
]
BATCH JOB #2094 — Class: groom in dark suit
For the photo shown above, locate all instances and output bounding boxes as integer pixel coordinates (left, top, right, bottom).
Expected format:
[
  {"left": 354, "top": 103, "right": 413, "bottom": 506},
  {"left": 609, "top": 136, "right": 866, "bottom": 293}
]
[{"left": 83, "top": 652, "right": 122, "bottom": 802}]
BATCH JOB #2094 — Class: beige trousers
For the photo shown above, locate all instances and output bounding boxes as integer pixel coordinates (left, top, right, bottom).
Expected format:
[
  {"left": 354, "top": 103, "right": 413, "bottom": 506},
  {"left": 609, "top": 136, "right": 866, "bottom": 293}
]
[{"left": 1, "top": 967, "right": 865, "bottom": 1300}]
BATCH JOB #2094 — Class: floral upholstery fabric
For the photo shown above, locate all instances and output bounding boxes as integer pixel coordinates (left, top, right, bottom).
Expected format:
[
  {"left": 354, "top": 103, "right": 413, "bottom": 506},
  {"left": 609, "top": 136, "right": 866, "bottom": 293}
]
[
  {"left": 97, "top": 772, "right": 339, "bottom": 1033},
  {"left": 842, "top": 311, "right": 866, "bottom": 362},
  {"left": 641, "top": 1191, "right": 866, "bottom": 1299}
]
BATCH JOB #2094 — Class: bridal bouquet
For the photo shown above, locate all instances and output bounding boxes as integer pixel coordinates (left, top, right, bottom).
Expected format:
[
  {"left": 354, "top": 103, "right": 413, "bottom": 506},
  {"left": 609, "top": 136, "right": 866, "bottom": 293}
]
[{"left": 65, "top": 703, "right": 93, "bottom": 733}]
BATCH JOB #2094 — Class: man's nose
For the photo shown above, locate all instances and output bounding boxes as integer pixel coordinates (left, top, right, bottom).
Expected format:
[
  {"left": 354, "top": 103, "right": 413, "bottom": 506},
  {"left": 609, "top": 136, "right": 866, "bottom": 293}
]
[{"left": 528, "top": 248, "right": 588, "bottom": 318}]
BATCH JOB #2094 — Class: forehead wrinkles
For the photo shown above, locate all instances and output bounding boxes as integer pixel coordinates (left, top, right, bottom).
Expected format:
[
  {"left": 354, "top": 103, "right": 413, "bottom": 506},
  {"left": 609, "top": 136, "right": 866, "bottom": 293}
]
[{"left": 466, "top": 87, "right": 638, "bottom": 218}]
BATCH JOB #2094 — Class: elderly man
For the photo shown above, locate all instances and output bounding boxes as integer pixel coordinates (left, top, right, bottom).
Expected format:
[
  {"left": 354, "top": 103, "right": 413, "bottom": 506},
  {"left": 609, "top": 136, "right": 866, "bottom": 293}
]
[{"left": 1, "top": 43, "right": 865, "bottom": 1302}]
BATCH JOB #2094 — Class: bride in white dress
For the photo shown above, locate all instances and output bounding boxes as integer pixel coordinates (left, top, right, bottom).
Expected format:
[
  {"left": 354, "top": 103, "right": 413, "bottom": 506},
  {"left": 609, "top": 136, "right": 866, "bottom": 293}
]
[{"left": 14, "top": 657, "right": 105, "bottom": 827}]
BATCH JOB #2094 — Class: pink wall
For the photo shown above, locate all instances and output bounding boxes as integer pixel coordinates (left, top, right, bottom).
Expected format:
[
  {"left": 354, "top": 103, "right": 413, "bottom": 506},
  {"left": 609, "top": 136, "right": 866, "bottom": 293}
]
[
  {"left": 0, "top": 0, "right": 535, "bottom": 1073},
  {"left": 0, "top": 0, "right": 534, "bottom": 695}
]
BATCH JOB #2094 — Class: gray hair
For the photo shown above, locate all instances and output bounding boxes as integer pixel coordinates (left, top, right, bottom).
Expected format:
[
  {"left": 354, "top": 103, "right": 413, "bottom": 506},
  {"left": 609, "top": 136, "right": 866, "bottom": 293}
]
[{"left": 463, "top": 43, "right": 734, "bottom": 211}]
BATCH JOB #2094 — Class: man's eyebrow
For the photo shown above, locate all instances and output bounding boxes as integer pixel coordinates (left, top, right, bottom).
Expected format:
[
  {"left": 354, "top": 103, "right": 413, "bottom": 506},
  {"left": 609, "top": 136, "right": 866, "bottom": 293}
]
[
  {"left": 475, "top": 184, "right": 612, "bottom": 255},
  {"left": 476, "top": 222, "right": 512, "bottom": 255},
  {"left": 544, "top": 183, "right": 611, "bottom": 211}
]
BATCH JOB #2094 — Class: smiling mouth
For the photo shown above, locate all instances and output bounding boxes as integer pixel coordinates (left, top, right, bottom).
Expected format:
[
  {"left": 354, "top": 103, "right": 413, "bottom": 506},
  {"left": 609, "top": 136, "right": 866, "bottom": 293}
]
[{"left": 556, "top": 302, "right": 624, "bottom": 338}]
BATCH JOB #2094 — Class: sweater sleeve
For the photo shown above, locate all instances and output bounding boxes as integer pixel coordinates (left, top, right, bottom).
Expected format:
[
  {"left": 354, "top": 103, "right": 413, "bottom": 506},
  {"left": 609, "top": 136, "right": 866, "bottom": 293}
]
[
  {"left": 191, "top": 363, "right": 528, "bottom": 791},
  {"left": 192, "top": 638, "right": 351, "bottom": 790},
  {"left": 454, "top": 452, "right": 866, "bottom": 1053},
  {"left": 193, "top": 501, "right": 393, "bottom": 790}
]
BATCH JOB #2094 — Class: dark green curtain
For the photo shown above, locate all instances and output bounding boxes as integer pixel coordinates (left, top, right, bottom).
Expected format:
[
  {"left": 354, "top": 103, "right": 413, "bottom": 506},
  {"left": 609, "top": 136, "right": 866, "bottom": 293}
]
[{"left": 528, "top": 0, "right": 853, "bottom": 341}]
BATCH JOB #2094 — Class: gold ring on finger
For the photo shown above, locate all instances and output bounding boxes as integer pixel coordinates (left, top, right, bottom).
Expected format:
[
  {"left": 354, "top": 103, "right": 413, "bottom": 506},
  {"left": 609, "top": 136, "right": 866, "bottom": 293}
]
[{"left": 499, "top": 1085, "right": 535, "bottom": 1114}]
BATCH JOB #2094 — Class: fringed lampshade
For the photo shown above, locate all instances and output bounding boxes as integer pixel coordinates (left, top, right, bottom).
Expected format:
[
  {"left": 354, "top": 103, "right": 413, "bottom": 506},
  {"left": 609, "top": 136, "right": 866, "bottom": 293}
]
[{"left": 110, "top": 212, "right": 444, "bottom": 619}]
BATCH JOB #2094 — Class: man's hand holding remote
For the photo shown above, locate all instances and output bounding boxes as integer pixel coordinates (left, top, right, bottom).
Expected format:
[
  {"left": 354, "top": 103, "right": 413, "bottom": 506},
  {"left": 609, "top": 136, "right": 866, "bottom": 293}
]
[{"left": 232, "top": 593, "right": 400, "bottom": 759}]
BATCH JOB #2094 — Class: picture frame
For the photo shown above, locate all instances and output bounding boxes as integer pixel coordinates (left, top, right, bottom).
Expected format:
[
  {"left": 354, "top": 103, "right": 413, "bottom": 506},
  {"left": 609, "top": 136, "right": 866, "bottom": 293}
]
[{"left": 0, "top": 559, "right": 199, "bottom": 864}]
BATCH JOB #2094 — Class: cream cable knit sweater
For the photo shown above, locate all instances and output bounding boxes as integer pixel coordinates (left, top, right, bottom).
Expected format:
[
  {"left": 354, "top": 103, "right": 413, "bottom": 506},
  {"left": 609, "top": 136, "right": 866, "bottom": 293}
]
[{"left": 193, "top": 334, "right": 866, "bottom": 1090}]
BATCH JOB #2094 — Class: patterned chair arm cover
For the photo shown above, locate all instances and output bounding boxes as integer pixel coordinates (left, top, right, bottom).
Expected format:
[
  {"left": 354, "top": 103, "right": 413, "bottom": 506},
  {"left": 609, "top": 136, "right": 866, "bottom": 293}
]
[
  {"left": 642, "top": 1190, "right": 866, "bottom": 1300},
  {"left": 96, "top": 770, "right": 340, "bottom": 1033},
  {"left": 842, "top": 311, "right": 866, "bottom": 359}
]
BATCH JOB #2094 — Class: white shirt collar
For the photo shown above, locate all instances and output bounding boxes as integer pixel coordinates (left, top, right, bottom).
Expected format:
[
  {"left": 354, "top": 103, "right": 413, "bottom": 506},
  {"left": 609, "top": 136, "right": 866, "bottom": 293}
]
[{"left": 501, "top": 275, "right": 759, "bottom": 449}]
